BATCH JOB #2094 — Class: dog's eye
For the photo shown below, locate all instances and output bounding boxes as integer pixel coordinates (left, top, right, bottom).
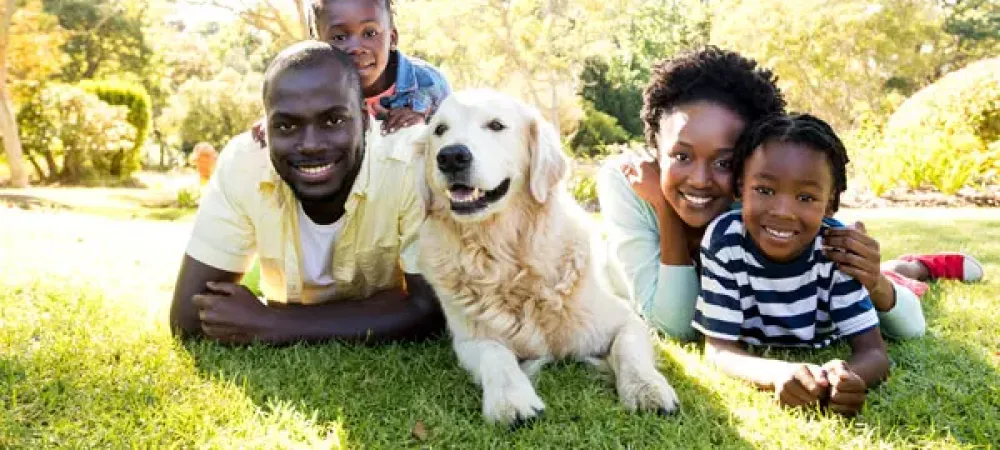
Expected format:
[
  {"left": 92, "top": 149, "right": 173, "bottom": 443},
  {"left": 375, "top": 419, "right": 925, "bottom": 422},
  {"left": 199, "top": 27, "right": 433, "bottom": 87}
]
[
  {"left": 434, "top": 123, "right": 449, "bottom": 136},
  {"left": 486, "top": 119, "right": 506, "bottom": 131}
]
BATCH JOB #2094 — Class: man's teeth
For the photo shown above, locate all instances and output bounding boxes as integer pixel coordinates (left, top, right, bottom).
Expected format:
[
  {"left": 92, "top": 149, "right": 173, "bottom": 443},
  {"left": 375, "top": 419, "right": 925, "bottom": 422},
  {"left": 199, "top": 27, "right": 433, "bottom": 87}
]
[
  {"left": 682, "top": 193, "right": 712, "bottom": 205},
  {"left": 447, "top": 187, "right": 484, "bottom": 203},
  {"left": 298, "top": 163, "right": 332, "bottom": 174},
  {"left": 765, "top": 227, "right": 795, "bottom": 239}
]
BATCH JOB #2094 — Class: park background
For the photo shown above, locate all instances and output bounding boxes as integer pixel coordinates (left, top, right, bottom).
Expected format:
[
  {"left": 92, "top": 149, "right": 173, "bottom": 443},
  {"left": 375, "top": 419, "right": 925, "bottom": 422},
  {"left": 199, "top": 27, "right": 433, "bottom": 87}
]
[{"left": 0, "top": 0, "right": 998, "bottom": 448}]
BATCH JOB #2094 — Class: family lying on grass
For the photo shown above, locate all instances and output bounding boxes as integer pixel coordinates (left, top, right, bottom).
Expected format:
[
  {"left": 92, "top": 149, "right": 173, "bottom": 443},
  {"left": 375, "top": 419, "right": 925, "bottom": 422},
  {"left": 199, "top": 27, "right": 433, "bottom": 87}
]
[{"left": 170, "top": 0, "right": 985, "bottom": 424}]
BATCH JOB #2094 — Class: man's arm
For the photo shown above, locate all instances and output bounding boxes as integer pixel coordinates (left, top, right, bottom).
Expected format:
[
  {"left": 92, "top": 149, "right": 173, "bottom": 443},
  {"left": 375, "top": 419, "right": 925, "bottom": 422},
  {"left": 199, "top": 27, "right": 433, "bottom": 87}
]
[
  {"left": 170, "top": 255, "right": 243, "bottom": 338},
  {"left": 187, "top": 272, "right": 446, "bottom": 345},
  {"left": 262, "top": 273, "right": 446, "bottom": 344}
]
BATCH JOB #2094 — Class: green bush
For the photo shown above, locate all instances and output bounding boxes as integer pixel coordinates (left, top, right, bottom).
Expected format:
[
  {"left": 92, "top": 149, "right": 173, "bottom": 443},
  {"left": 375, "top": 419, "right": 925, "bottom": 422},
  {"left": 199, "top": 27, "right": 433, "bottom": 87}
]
[
  {"left": 570, "top": 101, "right": 632, "bottom": 158},
  {"left": 161, "top": 69, "right": 263, "bottom": 155},
  {"left": 866, "top": 57, "right": 1000, "bottom": 194},
  {"left": 78, "top": 80, "right": 152, "bottom": 178},
  {"left": 17, "top": 83, "right": 136, "bottom": 183}
]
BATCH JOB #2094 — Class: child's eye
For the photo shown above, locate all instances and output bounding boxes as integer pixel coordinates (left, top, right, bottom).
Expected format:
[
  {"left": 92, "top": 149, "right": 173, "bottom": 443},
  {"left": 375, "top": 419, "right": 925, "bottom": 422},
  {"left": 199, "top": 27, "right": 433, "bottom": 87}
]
[
  {"left": 753, "top": 186, "right": 774, "bottom": 196},
  {"left": 363, "top": 29, "right": 379, "bottom": 38},
  {"left": 330, "top": 34, "right": 347, "bottom": 42},
  {"left": 797, "top": 194, "right": 817, "bottom": 202}
]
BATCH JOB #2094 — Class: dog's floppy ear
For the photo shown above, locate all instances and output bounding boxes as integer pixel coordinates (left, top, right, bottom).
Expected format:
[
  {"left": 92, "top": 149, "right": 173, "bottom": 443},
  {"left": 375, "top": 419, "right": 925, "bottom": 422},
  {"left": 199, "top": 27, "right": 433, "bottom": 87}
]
[
  {"left": 412, "top": 126, "right": 434, "bottom": 211},
  {"left": 528, "top": 111, "right": 568, "bottom": 204}
]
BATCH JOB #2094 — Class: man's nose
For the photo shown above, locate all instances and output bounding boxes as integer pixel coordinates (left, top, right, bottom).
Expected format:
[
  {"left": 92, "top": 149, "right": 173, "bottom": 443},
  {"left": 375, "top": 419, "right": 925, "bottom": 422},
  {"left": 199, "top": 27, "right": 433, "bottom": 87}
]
[
  {"left": 436, "top": 144, "right": 473, "bottom": 174},
  {"left": 299, "top": 125, "right": 325, "bottom": 153}
]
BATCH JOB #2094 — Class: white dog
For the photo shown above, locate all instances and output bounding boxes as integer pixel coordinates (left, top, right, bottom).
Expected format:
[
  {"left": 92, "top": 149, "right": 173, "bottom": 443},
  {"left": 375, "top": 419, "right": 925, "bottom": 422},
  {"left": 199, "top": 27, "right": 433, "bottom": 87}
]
[{"left": 415, "top": 90, "right": 680, "bottom": 427}]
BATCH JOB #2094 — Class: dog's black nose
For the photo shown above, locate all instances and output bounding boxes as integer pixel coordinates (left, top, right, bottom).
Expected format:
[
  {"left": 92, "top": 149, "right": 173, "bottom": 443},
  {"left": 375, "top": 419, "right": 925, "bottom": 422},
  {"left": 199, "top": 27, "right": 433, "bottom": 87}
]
[{"left": 437, "top": 144, "right": 472, "bottom": 174}]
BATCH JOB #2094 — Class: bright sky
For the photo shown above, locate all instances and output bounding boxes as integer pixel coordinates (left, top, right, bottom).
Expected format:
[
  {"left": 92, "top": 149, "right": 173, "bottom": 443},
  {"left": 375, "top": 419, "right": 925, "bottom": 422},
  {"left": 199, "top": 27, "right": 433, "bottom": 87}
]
[{"left": 167, "top": 1, "right": 244, "bottom": 28}]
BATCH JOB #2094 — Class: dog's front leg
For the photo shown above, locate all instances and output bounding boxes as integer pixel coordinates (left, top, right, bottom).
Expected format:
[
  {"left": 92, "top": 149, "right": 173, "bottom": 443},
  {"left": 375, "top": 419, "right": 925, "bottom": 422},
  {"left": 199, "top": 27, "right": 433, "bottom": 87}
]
[
  {"left": 455, "top": 339, "right": 545, "bottom": 427},
  {"left": 607, "top": 317, "right": 681, "bottom": 415}
]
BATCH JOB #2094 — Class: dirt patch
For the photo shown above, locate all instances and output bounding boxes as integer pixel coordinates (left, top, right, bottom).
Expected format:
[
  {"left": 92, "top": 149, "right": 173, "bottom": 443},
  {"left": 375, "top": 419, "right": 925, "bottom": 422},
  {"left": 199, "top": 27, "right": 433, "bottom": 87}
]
[{"left": 841, "top": 185, "right": 1000, "bottom": 208}]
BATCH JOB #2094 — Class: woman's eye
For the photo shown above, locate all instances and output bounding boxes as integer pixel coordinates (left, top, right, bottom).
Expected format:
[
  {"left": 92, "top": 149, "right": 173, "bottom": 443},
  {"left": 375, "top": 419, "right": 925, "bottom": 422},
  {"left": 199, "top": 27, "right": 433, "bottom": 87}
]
[
  {"left": 434, "top": 123, "right": 449, "bottom": 136},
  {"left": 486, "top": 119, "right": 506, "bottom": 131},
  {"left": 715, "top": 159, "right": 733, "bottom": 170},
  {"left": 669, "top": 152, "right": 690, "bottom": 162}
]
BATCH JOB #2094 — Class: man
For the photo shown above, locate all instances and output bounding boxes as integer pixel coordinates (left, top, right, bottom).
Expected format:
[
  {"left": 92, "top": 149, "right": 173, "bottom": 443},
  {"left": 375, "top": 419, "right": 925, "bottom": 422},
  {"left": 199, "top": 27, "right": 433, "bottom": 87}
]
[{"left": 170, "top": 40, "right": 443, "bottom": 344}]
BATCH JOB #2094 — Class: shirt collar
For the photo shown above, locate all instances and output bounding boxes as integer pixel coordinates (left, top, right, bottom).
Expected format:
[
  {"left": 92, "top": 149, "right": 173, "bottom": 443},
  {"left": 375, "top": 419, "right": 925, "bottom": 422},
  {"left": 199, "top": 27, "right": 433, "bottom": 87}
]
[{"left": 393, "top": 50, "right": 418, "bottom": 94}]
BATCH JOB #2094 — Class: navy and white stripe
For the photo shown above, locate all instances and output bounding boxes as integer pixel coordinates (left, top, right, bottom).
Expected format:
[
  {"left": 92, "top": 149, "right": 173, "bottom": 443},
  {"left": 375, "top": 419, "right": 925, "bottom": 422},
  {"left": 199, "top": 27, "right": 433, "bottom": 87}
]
[{"left": 692, "top": 210, "right": 879, "bottom": 348}]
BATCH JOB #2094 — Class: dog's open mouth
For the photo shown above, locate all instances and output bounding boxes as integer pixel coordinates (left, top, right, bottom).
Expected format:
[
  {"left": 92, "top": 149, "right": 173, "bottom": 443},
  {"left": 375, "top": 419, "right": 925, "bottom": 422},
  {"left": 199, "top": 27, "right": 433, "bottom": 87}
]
[{"left": 447, "top": 179, "right": 511, "bottom": 214}]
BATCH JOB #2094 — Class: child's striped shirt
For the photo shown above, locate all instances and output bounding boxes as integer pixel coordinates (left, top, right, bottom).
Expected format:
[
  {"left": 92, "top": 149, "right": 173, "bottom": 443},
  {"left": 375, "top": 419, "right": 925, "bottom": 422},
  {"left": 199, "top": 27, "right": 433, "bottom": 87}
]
[{"left": 692, "top": 210, "right": 879, "bottom": 348}]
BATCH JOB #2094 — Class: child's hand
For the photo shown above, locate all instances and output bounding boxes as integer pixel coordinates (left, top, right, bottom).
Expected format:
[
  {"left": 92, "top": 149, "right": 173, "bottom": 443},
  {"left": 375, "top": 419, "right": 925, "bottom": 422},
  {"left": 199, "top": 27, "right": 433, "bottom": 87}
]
[
  {"left": 822, "top": 222, "right": 883, "bottom": 292},
  {"left": 373, "top": 104, "right": 426, "bottom": 135},
  {"left": 773, "top": 363, "right": 831, "bottom": 407},
  {"left": 822, "top": 359, "right": 867, "bottom": 416}
]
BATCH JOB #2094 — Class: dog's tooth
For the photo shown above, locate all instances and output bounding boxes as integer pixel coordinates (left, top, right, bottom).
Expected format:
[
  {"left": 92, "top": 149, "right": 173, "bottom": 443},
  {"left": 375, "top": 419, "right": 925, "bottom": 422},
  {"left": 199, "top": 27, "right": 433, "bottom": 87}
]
[{"left": 472, "top": 187, "right": 481, "bottom": 200}]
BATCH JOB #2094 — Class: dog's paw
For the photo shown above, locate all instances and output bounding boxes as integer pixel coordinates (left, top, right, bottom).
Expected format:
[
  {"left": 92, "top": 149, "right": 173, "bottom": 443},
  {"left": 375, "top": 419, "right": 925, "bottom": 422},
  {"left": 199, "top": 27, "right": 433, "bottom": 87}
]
[
  {"left": 482, "top": 380, "right": 546, "bottom": 428},
  {"left": 617, "top": 369, "right": 680, "bottom": 416}
]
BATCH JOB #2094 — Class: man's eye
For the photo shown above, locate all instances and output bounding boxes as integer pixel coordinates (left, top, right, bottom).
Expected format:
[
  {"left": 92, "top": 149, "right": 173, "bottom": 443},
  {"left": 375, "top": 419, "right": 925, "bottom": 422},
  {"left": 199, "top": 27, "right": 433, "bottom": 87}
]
[
  {"left": 753, "top": 186, "right": 774, "bottom": 195},
  {"left": 486, "top": 119, "right": 506, "bottom": 131},
  {"left": 434, "top": 123, "right": 449, "bottom": 136},
  {"left": 275, "top": 123, "right": 296, "bottom": 132},
  {"left": 325, "top": 117, "right": 346, "bottom": 127}
]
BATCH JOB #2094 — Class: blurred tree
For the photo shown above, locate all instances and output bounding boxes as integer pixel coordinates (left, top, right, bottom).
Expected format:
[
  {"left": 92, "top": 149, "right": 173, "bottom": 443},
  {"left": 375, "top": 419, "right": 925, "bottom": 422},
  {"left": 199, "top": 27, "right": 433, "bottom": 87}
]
[
  {"left": 0, "top": 0, "right": 26, "bottom": 187},
  {"left": 941, "top": 0, "right": 999, "bottom": 69},
  {"left": 711, "top": 0, "right": 949, "bottom": 130}
]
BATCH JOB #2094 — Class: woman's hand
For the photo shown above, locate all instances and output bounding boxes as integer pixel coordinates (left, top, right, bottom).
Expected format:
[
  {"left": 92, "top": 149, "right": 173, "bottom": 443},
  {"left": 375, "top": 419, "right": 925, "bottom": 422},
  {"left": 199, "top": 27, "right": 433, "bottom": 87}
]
[{"left": 620, "top": 157, "right": 667, "bottom": 211}]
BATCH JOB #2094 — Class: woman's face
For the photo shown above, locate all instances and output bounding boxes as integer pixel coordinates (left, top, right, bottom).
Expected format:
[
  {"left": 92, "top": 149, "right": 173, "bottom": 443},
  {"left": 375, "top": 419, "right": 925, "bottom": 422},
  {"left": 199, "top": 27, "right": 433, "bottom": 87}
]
[{"left": 656, "top": 101, "right": 746, "bottom": 229}]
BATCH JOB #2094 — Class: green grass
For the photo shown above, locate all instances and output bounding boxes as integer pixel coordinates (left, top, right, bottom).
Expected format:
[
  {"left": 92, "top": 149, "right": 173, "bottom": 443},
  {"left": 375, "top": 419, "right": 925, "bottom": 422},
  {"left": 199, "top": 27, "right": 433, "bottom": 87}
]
[{"left": 2, "top": 217, "right": 999, "bottom": 448}]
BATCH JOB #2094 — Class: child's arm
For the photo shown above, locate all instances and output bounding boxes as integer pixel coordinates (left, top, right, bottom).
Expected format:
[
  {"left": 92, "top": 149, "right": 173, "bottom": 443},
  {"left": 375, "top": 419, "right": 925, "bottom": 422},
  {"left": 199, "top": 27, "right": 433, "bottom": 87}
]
[
  {"left": 705, "top": 337, "right": 830, "bottom": 406},
  {"left": 822, "top": 327, "right": 889, "bottom": 415}
]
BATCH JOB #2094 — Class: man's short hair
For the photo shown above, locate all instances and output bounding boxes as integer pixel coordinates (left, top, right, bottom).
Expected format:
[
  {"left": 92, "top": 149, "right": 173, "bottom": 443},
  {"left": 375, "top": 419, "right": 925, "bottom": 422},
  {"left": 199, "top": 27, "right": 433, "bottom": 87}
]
[{"left": 261, "top": 40, "right": 361, "bottom": 105}]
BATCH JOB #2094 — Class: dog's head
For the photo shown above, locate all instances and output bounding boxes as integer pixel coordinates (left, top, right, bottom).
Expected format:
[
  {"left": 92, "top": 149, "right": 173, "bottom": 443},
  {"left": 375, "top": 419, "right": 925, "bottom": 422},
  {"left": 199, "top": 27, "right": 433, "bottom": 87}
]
[{"left": 417, "top": 89, "right": 568, "bottom": 222}]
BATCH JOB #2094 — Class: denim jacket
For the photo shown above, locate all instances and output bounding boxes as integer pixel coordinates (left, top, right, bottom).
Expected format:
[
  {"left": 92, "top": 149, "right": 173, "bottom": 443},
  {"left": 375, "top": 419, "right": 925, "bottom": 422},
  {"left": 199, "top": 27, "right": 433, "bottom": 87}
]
[{"left": 378, "top": 50, "right": 451, "bottom": 116}]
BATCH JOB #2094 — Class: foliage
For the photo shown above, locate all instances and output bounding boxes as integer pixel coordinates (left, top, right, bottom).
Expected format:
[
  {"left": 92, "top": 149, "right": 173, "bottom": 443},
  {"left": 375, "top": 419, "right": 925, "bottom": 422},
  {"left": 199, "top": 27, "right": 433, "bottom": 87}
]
[
  {"left": 7, "top": 0, "right": 66, "bottom": 101},
  {"left": 711, "top": 0, "right": 950, "bottom": 130},
  {"left": 78, "top": 79, "right": 152, "bottom": 176},
  {"left": 865, "top": 57, "right": 1000, "bottom": 195},
  {"left": 16, "top": 83, "right": 136, "bottom": 182},
  {"left": 43, "top": 0, "right": 150, "bottom": 82},
  {"left": 941, "top": 0, "right": 1000, "bottom": 68},
  {"left": 570, "top": 100, "right": 632, "bottom": 157},
  {"left": 161, "top": 69, "right": 263, "bottom": 155},
  {"left": 579, "top": 57, "right": 644, "bottom": 138},
  {"left": 175, "top": 186, "right": 200, "bottom": 209}
]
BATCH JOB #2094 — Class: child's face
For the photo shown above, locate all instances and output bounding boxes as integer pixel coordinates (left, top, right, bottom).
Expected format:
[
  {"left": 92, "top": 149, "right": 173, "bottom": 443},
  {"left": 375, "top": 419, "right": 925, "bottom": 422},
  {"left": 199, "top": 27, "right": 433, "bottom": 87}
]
[
  {"left": 315, "top": 0, "right": 397, "bottom": 97},
  {"left": 740, "top": 141, "right": 835, "bottom": 263},
  {"left": 656, "top": 101, "right": 743, "bottom": 229}
]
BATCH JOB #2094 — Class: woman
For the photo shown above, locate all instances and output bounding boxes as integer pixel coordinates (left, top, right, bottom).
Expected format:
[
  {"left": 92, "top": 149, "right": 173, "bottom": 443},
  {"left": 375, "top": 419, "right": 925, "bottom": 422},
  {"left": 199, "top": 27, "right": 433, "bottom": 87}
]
[{"left": 597, "top": 46, "right": 983, "bottom": 341}]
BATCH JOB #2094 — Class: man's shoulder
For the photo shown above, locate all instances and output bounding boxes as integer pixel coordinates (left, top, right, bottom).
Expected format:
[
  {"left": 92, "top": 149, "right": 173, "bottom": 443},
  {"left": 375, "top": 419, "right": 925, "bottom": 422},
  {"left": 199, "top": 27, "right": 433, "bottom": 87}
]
[{"left": 216, "top": 131, "right": 270, "bottom": 174}]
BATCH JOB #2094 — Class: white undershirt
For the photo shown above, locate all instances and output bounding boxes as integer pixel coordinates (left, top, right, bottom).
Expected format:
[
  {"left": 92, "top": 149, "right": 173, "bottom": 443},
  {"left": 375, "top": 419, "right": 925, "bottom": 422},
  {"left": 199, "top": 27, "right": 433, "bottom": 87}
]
[{"left": 296, "top": 202, "right": 344, "bottom": 303}]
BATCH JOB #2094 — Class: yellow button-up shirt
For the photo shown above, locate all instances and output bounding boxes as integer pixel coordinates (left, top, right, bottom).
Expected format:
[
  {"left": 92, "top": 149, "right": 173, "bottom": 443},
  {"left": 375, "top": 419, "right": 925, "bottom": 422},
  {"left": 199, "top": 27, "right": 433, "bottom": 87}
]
[{"left": 185, "top": 124, "right": 425, "bottom": 304}]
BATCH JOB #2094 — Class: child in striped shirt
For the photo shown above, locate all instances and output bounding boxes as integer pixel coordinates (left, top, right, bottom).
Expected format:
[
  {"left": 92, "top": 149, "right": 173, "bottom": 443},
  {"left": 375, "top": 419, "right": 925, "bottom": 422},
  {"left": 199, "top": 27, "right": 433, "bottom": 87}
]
[{"left": 692, "top": 113, "right": 889, "bottom": 416}]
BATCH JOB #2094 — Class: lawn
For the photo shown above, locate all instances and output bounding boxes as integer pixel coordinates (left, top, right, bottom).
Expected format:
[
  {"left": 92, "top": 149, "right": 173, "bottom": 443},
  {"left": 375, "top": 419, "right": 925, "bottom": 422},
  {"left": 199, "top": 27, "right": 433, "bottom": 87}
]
[{"left": 1, "top": 207, "right": 998, "bottom": 449}]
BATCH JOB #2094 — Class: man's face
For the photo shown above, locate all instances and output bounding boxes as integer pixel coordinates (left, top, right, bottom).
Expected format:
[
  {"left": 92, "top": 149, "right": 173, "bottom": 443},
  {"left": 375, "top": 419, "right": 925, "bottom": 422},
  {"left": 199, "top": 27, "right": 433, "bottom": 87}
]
[
  {"left": 315, "top": 0, "right": 396, "bottom": 97},
  {"left": 265, "top": 61, "right": 366, "bottom": 202}
]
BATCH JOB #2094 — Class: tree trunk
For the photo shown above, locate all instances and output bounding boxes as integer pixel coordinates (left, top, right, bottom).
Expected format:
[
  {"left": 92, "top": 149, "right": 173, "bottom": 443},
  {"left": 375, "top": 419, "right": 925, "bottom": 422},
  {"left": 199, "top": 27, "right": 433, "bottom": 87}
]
[
  {"left": 0, "top": 0, "right": 27, "bottom": 187},
  {"left": 292, "top": 0, "right": 309, "bottom": 38}
]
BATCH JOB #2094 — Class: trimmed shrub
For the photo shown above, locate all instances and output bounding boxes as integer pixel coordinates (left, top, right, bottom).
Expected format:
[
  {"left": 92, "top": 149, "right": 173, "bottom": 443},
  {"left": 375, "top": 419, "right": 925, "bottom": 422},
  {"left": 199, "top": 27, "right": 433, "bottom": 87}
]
[
  {"left": 863, "top": 57, "right": 1000, "bottom": 194},
  {"left": 78, "top": 80, "right": 152, "bottom": 178},
  {"left": 570, "top": 101, "right": 632, "bottom": 158},
  {"left": 17, "top": 83, "right": 136, "bottom": 183}
]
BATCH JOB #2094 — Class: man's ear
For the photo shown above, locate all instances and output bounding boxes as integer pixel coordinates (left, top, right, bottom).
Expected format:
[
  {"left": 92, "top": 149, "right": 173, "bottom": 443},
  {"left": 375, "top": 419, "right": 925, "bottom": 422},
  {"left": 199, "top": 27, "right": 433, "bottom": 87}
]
[{"left": 527, "top": 111, "right": 568, "bottom": 204}]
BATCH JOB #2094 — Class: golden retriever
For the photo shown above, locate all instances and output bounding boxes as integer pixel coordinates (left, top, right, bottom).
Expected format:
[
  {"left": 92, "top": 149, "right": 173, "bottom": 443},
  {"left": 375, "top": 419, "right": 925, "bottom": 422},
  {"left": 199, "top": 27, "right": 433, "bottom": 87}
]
[{"left": 415, "top": 89, "right": 680, "bottom": 427}]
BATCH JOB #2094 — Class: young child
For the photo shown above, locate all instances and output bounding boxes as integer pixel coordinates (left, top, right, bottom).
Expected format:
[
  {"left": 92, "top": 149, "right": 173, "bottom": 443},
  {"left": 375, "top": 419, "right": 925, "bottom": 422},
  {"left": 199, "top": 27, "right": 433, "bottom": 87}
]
[
  {"left": 308, "top": 0, "right": 451, "bottom": 134},
  {"left": 692, "top": 113, "right": 889, "bottom": 416}
]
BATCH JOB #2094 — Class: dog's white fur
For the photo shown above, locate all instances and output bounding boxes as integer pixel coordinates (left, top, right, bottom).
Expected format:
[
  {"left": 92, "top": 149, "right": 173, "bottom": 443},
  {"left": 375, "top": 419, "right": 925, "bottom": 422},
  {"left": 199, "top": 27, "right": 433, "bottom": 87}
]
[{"left": 415, "top": 90, "right": 679, "bottom": 426}]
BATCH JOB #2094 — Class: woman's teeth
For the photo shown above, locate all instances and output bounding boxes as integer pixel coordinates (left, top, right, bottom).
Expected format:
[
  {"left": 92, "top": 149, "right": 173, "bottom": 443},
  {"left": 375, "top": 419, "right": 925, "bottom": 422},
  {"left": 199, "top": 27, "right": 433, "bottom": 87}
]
[
  {"left": 765, "top": 227, "right": 795, "bottom": 239},
  {"left": 682, "top": 193, "right": 713, "bottom": 206}
]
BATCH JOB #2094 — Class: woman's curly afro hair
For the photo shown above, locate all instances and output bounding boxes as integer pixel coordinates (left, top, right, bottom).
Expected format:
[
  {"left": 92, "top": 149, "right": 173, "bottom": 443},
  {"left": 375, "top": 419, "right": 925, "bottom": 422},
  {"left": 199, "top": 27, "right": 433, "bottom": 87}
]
[{"left": 642, "top": 46, "right": 786, "bottom": 151}]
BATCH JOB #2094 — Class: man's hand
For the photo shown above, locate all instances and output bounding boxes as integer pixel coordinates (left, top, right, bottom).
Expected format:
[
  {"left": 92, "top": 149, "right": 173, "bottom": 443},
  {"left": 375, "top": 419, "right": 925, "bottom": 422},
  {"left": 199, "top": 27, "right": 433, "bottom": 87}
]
[
  {"left": 372, "top": 103, "right": 426, "bottom": 135},
  {"left": 192, "top": 281, "right": 278, "bottom": 345},
  {"left": 773, "top": 363, "right": 831, "bottom": 407},
  {"left": 822, "top": 359, "right": 868, "bottom": 416},
  {"left": 620, "top": 157, "right": 667, "bottom": 211}
]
